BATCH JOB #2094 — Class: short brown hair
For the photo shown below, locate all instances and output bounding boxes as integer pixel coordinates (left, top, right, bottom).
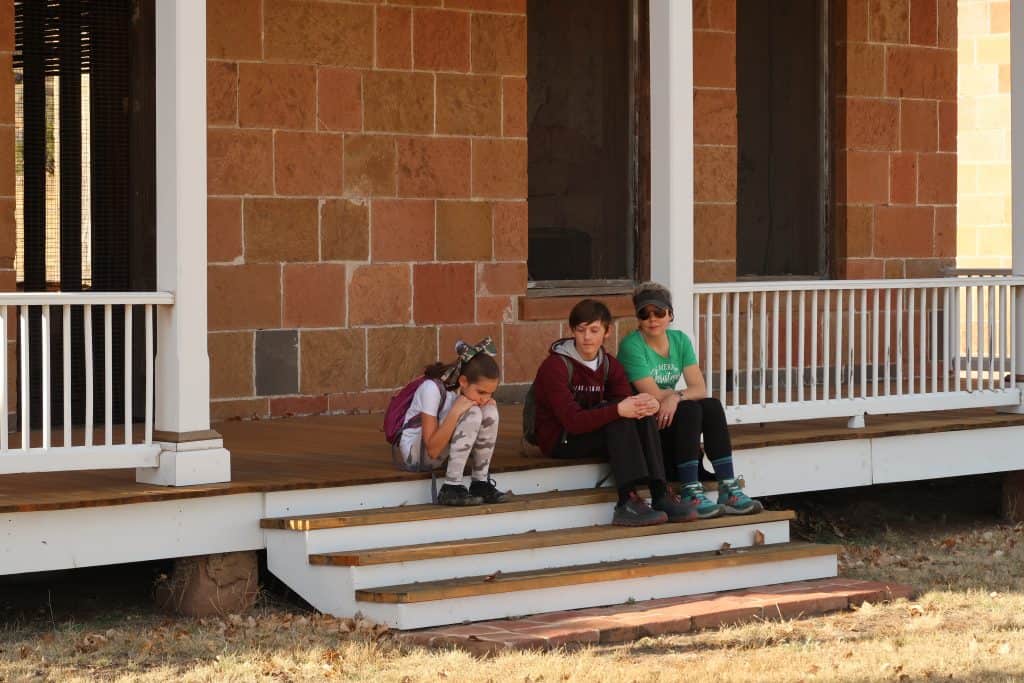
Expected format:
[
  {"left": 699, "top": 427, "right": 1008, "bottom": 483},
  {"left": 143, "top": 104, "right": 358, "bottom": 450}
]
[{"left": 569, "top": 299, "right": 612, "bottom": 330}]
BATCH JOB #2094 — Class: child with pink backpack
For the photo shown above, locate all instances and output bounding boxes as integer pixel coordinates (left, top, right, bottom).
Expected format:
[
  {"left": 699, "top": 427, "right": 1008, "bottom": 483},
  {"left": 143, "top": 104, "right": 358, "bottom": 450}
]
[{"left": 385, "top": 338, "right": 508, "bottom": 506}]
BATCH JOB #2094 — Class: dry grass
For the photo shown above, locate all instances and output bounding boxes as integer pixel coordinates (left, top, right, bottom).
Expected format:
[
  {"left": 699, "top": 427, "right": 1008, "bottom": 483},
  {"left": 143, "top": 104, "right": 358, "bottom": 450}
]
[{"left": 5, "top": 479, "right": 1024, "bottom": 681}]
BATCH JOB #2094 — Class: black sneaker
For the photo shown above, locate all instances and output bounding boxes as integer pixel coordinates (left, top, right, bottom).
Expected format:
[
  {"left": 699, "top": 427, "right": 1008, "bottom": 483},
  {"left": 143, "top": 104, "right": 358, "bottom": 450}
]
[
  {"left": 437, "top": 484, "right": 483, "bottom": 506},
  {"left": 612, "top": 491, "right": 668, "bottom": 527},
  {"left": 652, "top": 493, "right": 699, "bottom": 523},
  {"left": 469, "top": 478, "right": 510, "bottom": 504}
]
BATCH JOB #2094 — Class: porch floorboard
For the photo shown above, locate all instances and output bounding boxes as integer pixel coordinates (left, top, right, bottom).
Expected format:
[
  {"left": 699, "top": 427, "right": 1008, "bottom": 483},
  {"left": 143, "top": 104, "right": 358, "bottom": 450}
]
[{"left": 1, "top": 406, "right": 1023, "bottom": 513}]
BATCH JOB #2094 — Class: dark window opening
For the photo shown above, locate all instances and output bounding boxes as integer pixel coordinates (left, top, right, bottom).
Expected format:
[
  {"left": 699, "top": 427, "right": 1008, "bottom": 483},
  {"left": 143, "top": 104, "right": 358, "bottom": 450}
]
[
  {"left": 14, "top": 0, "right": 155, "bottom": 428},
  {"left": 736, "top": 0, "right": 827, "bottom": 278},
  {"left": 526, "top": 0, "right": 650, "bottom": 286}
]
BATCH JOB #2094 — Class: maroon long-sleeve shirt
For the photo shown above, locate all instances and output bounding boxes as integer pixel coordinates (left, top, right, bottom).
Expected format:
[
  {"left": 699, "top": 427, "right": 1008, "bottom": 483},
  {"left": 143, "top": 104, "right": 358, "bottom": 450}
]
[{"left": 532, "top": 338, "right": 632, "bottom": 456}]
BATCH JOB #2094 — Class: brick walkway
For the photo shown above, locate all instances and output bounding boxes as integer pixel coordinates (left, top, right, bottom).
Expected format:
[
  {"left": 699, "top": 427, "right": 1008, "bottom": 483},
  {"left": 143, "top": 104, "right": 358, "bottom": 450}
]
[{"left": 397, "top": 578, "right": 916, "bottom": 654}]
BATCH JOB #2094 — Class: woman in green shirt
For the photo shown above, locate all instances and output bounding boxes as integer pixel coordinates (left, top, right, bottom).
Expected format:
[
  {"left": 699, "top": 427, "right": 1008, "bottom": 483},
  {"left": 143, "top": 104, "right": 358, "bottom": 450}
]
[{"left": 617, "top": 282, "right": 761, "bottom": 518}]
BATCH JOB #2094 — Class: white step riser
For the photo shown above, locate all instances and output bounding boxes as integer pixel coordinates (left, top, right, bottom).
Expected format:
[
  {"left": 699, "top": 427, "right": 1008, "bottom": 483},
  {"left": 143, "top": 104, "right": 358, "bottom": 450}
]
[
  {"left": 266, "top": 530, "right": 355, "bottom": 617},
  {"left": 357, "top": 554, "right": 839, "bottom": 630},
  {"left": 303, "top": 502, "right": 616, "bottom": 555},
  {"left": 349, "top": 520, "right": 792, "bottom": 589},
  {"left": 263, "top": 464, "right": 609, "bottom": 518}
]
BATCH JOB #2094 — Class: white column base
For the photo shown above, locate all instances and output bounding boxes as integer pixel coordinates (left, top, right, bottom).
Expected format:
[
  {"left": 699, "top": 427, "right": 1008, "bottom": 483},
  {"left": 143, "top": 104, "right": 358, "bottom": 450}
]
[{"left": 136, "top": 439, "right": 231, "bottom": 487}]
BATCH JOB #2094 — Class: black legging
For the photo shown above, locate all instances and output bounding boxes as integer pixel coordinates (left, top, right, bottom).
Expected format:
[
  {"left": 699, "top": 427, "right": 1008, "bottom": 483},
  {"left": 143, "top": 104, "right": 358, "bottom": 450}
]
[{"left": 660, "top": 397, "right": 734, "bottom": 482}]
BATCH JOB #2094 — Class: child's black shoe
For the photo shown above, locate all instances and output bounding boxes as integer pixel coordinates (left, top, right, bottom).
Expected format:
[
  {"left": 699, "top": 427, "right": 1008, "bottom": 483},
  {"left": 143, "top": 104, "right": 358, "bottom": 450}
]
[
  {"left": 469, "top": 478, "right": 509, "bottom": 504},
  {"left": 437, "top": 484, "right": 483, "bottom": 506}
]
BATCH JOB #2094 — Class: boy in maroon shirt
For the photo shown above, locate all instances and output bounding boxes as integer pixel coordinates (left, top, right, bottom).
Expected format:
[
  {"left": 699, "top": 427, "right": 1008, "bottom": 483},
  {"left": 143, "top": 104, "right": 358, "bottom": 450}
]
[{"left": 531, "top": 299, "right": 694, "bottom": 526}]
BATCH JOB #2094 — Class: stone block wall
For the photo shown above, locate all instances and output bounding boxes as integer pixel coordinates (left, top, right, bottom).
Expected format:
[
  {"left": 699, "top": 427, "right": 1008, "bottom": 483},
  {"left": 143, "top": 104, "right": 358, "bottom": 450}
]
[
  {"left": 956, "top": 0, "right": 1011, "bottom": 270},
  {"left": 205, "top": 0, "right": 534, "bottom": 420},
  {"left": 834, "top": 0, "right": 958, "bottom": 279},
  {"left": 693, "top": 0, "right": 959, "bottom": 283},
  {"left": 693, "top": 0, "right": 738, "bottom": 283}
]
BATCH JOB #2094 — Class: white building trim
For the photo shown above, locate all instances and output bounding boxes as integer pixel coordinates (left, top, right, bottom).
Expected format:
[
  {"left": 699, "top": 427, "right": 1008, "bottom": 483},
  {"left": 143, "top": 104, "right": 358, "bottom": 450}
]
[
  {"left": 649, "top": 0, "right": 695, "bottom": 337},
  {"left": 137, "top": 0, "right": 229, "bottom": 485}
]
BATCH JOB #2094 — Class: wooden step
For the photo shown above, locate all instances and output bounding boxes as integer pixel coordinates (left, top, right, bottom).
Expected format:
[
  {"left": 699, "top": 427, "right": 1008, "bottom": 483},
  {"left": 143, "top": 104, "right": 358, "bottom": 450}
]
[
  {"left": 355, "top": 541, "right": 839, "bottom": 604},
  {"left": 261, "top": 482, "right": 729, "bottom": 531},
  {"left": 310, "top": 510, "right": 795, "bottom": 566}
]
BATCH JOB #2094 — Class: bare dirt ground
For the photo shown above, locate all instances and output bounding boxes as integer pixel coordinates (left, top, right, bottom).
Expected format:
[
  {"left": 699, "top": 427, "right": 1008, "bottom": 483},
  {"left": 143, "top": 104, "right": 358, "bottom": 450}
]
[{"left": 4, "top": 475, "right": 1024, "bottom": 682}]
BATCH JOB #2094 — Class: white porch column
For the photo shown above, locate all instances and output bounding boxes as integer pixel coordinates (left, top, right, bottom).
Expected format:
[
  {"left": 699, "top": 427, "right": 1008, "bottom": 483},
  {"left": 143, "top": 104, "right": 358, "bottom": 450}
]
[
  {"left": 137, "top": 0, "right": 230, "bottom": 485},
  {"left": 649, "top": 0, "right": 695, "bottom": 338},
  {"left": 1013, "top": 5, "right": 1024, "bottom": 373}
]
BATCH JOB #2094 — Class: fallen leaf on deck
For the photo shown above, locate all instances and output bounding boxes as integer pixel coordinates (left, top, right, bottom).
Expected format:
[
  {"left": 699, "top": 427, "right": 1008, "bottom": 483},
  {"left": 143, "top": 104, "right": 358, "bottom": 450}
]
[
  {"left": 716, "top": 542, "right": 732, "bottom": 555},
  {"left": 484, "top": 570, "right": 503, "bottom": 582},
  {"left": 753, "top": 530, "right": 765, "bottom": 546}
]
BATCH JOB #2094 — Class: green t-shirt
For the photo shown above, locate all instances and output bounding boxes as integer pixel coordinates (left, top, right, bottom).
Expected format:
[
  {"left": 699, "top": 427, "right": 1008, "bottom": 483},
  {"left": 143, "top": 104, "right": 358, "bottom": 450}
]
[{"left": 617, "top": 329, "right": 698, "bottom": 390}]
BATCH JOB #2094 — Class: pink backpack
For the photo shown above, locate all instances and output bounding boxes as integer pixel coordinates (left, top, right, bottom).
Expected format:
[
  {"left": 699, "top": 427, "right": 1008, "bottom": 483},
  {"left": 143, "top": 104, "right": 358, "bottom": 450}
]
[{"left": 382, "top": 376, "right": 446, "bottom": 446}]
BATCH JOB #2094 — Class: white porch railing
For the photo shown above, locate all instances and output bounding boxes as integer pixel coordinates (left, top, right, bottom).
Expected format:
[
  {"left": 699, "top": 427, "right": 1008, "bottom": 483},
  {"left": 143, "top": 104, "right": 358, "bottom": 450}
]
[
  {"left": 691, "top": 277, "right": 1024, "bottom": 426},
  {"left": 0, "top": 292, "right": 173, "bottom": 474}
]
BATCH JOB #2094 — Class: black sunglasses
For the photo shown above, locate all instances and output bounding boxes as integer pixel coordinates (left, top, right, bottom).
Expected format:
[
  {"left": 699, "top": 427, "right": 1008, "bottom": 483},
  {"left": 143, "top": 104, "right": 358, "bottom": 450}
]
[{"left": 637, "top": 307, "right": 669, "bottom": 320}]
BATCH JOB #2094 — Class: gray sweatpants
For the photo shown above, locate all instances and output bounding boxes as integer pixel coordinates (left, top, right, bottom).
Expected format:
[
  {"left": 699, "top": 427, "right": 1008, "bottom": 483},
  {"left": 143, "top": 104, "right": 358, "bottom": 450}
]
[{"left": 443, "top": 403, "right": 499, "bottom": 486}]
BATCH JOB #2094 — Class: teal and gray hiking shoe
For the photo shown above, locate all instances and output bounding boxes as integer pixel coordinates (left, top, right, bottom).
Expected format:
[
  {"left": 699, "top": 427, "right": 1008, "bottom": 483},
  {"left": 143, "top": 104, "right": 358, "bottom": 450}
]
[
  {"left": 437, "top": 484, "right": 483, "bottom": 506},
  {"left": 469, "top": 478, "right": 510, "bottom": 504},
  {"left": 717, "top": 478, "right": 763, "bottom": 515},
  {"left": 612, "top": 491, "right": 668, "bottom": 527},
  {"left": 680, "top": 482, "right": 724, "bottom": 519}
]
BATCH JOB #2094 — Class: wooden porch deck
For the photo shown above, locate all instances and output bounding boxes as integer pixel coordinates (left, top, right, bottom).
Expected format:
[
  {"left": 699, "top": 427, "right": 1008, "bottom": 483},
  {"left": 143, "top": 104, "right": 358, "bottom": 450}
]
[{"left": 2, "top": 406, "right": 1024, "bottom": 514}]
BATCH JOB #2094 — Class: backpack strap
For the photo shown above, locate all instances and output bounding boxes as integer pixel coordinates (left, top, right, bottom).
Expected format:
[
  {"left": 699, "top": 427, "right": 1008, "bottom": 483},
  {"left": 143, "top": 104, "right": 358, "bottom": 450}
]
[
  {"left": 425, "top": 379, "right": 451, "bottom": 490},
  {"left": 398, "top": 378, "right": 451, "bottom": 438},
  {"left": 560, "top": 355, "right": 574, "bottom": 389}
]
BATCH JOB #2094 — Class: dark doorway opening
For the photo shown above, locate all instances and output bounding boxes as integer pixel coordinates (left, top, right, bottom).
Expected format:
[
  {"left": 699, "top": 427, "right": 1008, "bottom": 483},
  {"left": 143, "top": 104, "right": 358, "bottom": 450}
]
[
  {"left": 14, "top": 0, "right": 156, "bottom": 429},
  {"left": 736, "top": 0, "right": 827, "bottom": 278},
  {"left": 526, "top": 0, "right": 650, "bottom": 285}
]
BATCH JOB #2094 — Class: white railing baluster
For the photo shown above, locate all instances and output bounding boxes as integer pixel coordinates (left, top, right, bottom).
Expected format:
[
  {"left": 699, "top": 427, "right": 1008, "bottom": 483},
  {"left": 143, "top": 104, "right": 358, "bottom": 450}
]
[
  {"left": 979, "top": 286, "right": 986, "bottom": 388},
  {"left": 847, "top": 289, "right": 855, "bottom": 398},
  {"left": 999, "top": 286, "right": 1007, "bottom": 387},
  {"left": 772, "top": 290, "right": 779, "bottom": 404},
  {"left": 931, "top": 288, "right": 938, "bottom": 393},
  {"left": 1011, "top": 285, "right": 1017, "bottom": 388},
  {"left": 884, "top": 289, "right": 892, "bottom": 396},
  {"left": 104, "top": 304, "right": 112, "bottom": 446},
  {"left": 0, "top": 306, "right": 6, "bottom": 452},
  {"left": 811, "top": 290, "right": 818, "bottom": 402},
  {"left": 919, "top": 289, "right": 926, "bottom": 394},
  {"left": 835, "top": 290, "right": 842, "bottom": 399},
  {"left": 19, "top": 306, "right": 28, "bottom": 451},
  {"left": 798, "top": 291, "right": 805, "bottom": 402},
  {"left": 85, "top": 304, "right": 93, "bottom": 447},
  {"left": 760, "top": 291, "right": 767, "bottom": 406},
  {"left": 125, "top": 304, "right": 133, "bottom": 445},
  {"left": 786, "top": 290, "right": 793, "bottom": 403},
  {"left": 873, "top": 288, "right": 880, "bottom": 397},
  {"left": 988, "top": 285, "right": 996, "bottom": 390},
  {"left": 860, "top": 289, "right": 867, "bottom": 398},
  {"left": 966, "top": 287, "right": 974, "bottom": 392},
  {"left": 908, "top": 290, "right": 915, "bottom": 394},
  {"left": 705, "top": 295, "right": 713, "bottom": 396},
  {"left": 896, "top": 290, "right": 903, "bottom": 396},
  {"left": 719, "top": 293, "right": 726, "bottom": 403},
  {"left": 746, "top": 292, "right": 753, "bottom": 406},
  {"left": 732, "top": 292, "right": 740, "bottom": 407},
  {"left": 944, "top": 288, "right": 952, "bottom": 393},
  {"left": 41, "top": 305, "right": 50, "bottom": 450},
  {"left": 824, "top": 290, "right": 831, "bottom": 400},
  {"left": 145, "top": 304, "right": 153, "bottom": 445},
  {"left": 692, "top": 295, "right": 700, "bottom": 361},
  {"left": 62, "top": 305, "right": 70, "bottom": 447}
]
